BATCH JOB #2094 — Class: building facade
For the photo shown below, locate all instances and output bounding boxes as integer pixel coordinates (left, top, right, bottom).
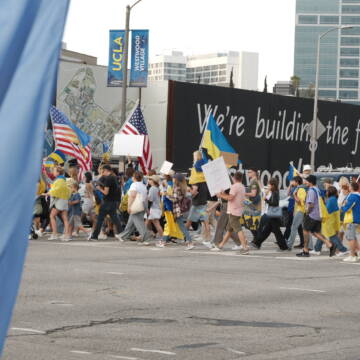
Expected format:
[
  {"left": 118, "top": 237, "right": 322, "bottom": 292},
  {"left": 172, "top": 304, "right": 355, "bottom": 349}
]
[
  {"left": 148, "top": 51, "right": 258, "bottom": 90},
  {"left": 294, "top": 0, "right": 360, "bottom": 104}
]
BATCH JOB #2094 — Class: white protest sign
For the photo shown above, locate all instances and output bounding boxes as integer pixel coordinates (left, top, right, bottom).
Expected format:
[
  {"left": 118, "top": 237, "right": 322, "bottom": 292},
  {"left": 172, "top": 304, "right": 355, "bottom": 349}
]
[
  {"left": 159, "top": 161, "right": 173, "bottom": 175},
  {"left": 112, "top": 134, "right": 144, "bottom": 157},
  {"left": 201, "top": 157, "right": 231, "bottom": 197}
]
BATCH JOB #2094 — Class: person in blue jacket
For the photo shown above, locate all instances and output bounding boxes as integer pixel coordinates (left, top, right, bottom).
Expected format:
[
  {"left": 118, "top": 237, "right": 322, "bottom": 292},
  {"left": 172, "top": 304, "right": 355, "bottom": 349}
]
[{"left": 341, "top": 182, "right": 360, "bottom": 262}]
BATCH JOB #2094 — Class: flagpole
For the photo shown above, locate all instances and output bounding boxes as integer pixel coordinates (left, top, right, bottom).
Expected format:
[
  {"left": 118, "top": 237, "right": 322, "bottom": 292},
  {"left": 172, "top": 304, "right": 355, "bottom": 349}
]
[{"left": 98, "top": 99, "right": 141, "bottom": 170}]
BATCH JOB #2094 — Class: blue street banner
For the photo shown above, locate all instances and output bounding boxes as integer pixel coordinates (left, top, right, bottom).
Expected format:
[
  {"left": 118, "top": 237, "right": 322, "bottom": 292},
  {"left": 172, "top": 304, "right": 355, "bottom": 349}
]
[
  {"left": 108, "top": 30, "right": 126, "bottom": 87},
  {"left": 130, "top": 29, "right": 149, "bottom": 87},
  {"left": 0, "top": 0, "right": 69, "bottom": 354}
]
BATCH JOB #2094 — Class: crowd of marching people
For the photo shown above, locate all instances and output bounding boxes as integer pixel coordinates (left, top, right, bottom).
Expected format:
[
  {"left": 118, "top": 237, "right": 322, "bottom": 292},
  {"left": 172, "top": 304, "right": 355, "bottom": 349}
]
[{"left": 32, "top": 152, "right": 360, "bottom": 263}]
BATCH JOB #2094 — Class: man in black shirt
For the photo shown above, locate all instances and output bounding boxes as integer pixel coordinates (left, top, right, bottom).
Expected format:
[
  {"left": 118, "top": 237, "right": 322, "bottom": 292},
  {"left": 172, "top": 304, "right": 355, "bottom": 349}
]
[{"left": 89, "top": 165, "right": 123, "bottom": 241}]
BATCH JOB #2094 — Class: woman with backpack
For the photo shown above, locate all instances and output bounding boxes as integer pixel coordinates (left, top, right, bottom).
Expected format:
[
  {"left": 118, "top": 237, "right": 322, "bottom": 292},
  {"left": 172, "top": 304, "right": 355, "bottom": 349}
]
[{"left": 161, "top": 173, "right": 193, "bottom": 250}]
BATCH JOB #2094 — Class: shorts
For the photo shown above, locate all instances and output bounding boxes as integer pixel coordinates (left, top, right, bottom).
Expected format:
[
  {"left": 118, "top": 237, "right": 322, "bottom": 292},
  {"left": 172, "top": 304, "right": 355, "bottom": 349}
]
[
  {"left": 345, "top": 223, "right": 360, "bottom": 240},
  {"left": 226, "top": 214, "right": 242, "bottom": 233},
  {"left": 51, "top": 198, "right": 69, "bottom": 212},
  {"left": 69, "top": 215, "right": 82, "bottom": 229},
  {"left": 303, "top": 214, "right": 321, "bottom": 234},
  {"left": 188, "top": 204, "right": 208, "bottom": 223},
  {"left": 82, "top": 198, "right": 95, "bottom": 215},
  {"left": 148, "top": 208, "right": 162, "bottom": 220}
]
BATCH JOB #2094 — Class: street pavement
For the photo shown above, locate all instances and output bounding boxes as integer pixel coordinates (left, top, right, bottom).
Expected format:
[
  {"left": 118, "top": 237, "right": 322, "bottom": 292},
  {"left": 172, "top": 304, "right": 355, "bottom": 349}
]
[{"left": 3, "top": 231, "right": 360, "bottom": 360}]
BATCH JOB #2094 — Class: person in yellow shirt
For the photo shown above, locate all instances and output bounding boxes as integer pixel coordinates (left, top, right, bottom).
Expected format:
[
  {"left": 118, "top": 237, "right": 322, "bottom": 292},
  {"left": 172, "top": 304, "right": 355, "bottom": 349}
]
[
  {"left": 287, "top": 176, "right": 307, "bottom": 249},
  {"left": 48, "top": 166, "right": 71, "bottom": 241}
]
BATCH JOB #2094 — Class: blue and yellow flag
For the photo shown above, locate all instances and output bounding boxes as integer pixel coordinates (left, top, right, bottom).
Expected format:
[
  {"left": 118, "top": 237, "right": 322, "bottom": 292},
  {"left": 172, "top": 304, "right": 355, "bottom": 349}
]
[
  {"left": 48, "top": 149, "right": 66, "bottom": 164},
  {"left": 201, "top": 114, "right": 238, "bottom": 166},
  {"left": 287, "top": 162, "right": 300, "bottom": 181},
  {"left": 0, "top": 0, "right": 69, "bottom": 353}
]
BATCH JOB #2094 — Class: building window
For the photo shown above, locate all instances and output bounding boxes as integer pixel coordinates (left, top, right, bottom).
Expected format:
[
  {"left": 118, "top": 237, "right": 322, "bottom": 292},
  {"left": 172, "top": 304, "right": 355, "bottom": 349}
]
[
  {"left": 298, "top": 15, "right": 318, "bottom": 24},
  {"left": 341, "top": 26, "right": 360, "bottom": 35},
  {"left": 340, "top": 68, "right": 359, "bottom": 77},
  {"left": 341, "top": 47, "right": 360, "bottom": 56},
  {"left": 340, "top": 58, "right": 359, "bottom": 66},
  {"left": 320, "top": 16, "right": 339, "bottom": 24},
  {"left": 342, "top": 5, "right": 360, "bottom": 13},
  {"left": 318, "top": 90, "right": 337, "bottom": 98},
  {"left": 340, "top": 79, "right": 359, "bottom": 88},
  {"left": 339, "top": 90, "right": 358, "bottom": 99},
  {"left": 341, "top": 37, "right": 360, "bottom": 45},
  {"left": 219, "top": 64, "right": 227, "bottom": 69},
  {"left": 341, "top": 15, "right": 360, "bottom": 24}
]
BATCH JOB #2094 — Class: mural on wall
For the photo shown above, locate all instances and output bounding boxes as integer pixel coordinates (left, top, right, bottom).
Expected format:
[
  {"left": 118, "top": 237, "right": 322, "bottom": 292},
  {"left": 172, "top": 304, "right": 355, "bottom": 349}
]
[{"left": 57, "top": 62, "right": 138, "bottom": 156}]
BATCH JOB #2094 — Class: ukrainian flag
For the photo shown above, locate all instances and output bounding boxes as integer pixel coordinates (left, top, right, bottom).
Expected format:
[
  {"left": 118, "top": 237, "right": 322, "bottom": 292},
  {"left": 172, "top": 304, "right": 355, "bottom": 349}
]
[
  {"left": 48, "top": 149, "right": 66, "bottom": 164},
  {"left": 287, "top": 162, "right": 300, "bottom": 181},
  {"left": 201, "top": 114, "right": 238, "bottom": 167},
  {"left": 322, "top": 197, "right": 340, "bottom": 238}
]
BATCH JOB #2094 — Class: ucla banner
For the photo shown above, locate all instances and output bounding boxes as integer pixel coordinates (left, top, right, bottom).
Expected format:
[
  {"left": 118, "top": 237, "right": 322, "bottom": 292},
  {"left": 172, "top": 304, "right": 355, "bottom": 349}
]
[
  {"left": 108, "top": 30, "right": 125, "bottom": 87},
  {"left": 130, "top": 30, "right": 149, "bottom": 87}
]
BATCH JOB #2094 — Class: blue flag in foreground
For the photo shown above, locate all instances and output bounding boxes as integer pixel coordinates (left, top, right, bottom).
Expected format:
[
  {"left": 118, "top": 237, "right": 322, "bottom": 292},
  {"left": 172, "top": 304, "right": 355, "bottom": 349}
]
[{"left": 0, "top": 0, "right": 69, "bottom": 353}]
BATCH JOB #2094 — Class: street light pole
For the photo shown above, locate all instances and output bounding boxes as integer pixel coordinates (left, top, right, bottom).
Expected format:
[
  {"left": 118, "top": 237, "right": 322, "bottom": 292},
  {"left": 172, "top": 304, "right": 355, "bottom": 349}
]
[
  {"left": 120, "top": 0, "right": 143, "bottom": 125},
  {"left": 310, "top": 25, "right": 353, "bottom": 172}
]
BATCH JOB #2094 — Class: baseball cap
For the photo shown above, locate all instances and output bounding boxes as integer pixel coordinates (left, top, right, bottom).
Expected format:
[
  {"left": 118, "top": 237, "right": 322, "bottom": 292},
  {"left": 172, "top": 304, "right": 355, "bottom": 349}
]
[{"left": 303, "top": 164, "right": 312, "bottom": 171}]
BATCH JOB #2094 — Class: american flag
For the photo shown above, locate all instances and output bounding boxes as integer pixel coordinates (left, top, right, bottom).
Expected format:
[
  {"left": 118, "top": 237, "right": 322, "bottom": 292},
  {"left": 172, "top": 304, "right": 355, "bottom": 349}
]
[
  {"left": 50, "top": 106, "right": 92, "bottom": 179},
  {"left": 121, "top": 105, "right": 153, "bottom": 174}
]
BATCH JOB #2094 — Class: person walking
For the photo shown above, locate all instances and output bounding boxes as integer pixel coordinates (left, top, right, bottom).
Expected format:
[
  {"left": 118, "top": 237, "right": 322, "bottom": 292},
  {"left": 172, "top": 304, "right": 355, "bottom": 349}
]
[
  {"left": 341, "top": 182, "right": 360, "bottom": 262},
  {"left": 88, "top": 165, "right": 123, "bottom": 241},
  {"left": 296, "top": 175, "right": 333, "bottom": 257},
  {"left": 162, "top": 174, "right": 194, "bottom": 250},
  {"left": 48, "top": 166, "right": 71, "bottom": 241},
  {"left": 252, "top": 178, "right": 288, "bottom": 250},
  {"left": 286, "top": 176, "right": 307, "bottom": 250},
  {"left": 146, "top": 175, "right": 163, "bottom": 240},
  {"left": 213, "top": 172, "right": 249, "bottom": 254},
  {"left": 118, "top": 171, "right": 151, "bottom": 244},
  {"left": 310, "top": 186, "right": 348, "bottom": 257}
]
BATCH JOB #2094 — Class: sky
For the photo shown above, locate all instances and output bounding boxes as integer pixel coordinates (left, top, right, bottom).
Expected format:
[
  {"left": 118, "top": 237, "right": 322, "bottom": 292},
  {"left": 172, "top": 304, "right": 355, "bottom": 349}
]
[{"left": 63, "top": 0, "right": 296, "bottom": 90}]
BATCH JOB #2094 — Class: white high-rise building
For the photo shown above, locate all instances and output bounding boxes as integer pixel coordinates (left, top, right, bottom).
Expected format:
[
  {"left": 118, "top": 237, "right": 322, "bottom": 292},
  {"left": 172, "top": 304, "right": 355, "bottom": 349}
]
[
  {"left": 148, "top": 51, "right": 187, "bottom": 82},
  {"left": 148, "top": 50, "right": 259, "bottom": 90}
]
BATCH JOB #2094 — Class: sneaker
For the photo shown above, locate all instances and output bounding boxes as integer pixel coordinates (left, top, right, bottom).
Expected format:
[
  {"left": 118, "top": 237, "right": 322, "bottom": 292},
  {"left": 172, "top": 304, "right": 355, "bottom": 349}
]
[
  {"left": 156, "top": 242, "right": 165, "bottom": 248},
  {"left": 115, "top": 234, "right": 125, "bottom": 242},
  {"left": 49, "top": 234, "right": 59, "bottom": 240},
  {"left": 329, "top": 245, "right": 337, "bottom": 257},
  {"left": 239, "top": 247, "right": 250, "bottom": 255},
  {"left": 35, "top": 230, "right": 43, "bottom": 238},
  {"left": 296, "top": 251, "right": 310, "bottom": 257},
  {"left": 87, "top": 232, "right": 93, "bottom": 241},
  {"left": 185, "top": 244, "right": 195, "bottom": 251},
  {"left": 210, "top": 246, "right": 222, "bottom": 252},
  {"left": 138, "top": 241, "right": 151, "bottom": 246},
  {"left": 61, "top": 235, "right": 72, "bottom": 242},
  {"left": 249, "top": 242, "right": 260, "bottom": 250},
  {"left": 98, "top": 232, "right": 108, "bottom": 240},
  {"left": 336, "top": 250, "right": 349, "bottom": 257},
  {"left": 309, "top": 250, "right": 321, "bottom": 256},
  {"left": 231, "top": 245, "right": 243, "bottom": 251},
  {"left": 343, "top": 255, "right": 359, "bottom": 262},
  {"left": 202, "top": 241, "right": 214, "bottom": 249}
]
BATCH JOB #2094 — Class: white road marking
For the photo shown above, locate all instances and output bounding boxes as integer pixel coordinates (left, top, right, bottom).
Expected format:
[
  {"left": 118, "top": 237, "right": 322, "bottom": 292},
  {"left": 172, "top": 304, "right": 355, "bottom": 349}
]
[
  {"left": 70, "top": 350, "right": 92, "bottom": 355},
  {"left": 280, "top": 287, "right": 326, "bottom": 293},
  {"left": 341, "top": 262, "right": 360, "bottom": 265},
  {"left": 105, "top": 272, "right": 125, "bottom": 275},
  {"left": 11, "top": 327, "right": 45, "bottom": 334},
  {"left": 130, "top": 348, "right": 176, "bottom": 356},
  {"left": 109, "top": 356, "right": 140, "bottom": 360},
  {"left": 227, "top": 348, "right": 246, "bottom": 355},
  {"left": 276, "top": 256, "right": 329, "bottom": 261}
]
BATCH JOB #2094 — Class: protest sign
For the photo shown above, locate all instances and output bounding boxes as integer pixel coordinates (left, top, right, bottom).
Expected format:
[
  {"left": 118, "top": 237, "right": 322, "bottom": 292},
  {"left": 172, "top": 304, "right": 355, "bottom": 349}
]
[
  {"left": 112, "top": 134, "right": 144, "bottom": 157},
  {"left": 159, "top": 161, "right": 173, "bottom": 175},
  {"left": 201, "top": 157, "right": 231, "bottom": 196}
]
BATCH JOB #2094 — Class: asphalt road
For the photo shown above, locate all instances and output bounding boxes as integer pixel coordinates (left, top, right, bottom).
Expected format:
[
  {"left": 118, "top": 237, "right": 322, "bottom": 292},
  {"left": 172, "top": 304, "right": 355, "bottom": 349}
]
[{"left": 3, "top": 233, "right": 360, "bottom": 360}]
